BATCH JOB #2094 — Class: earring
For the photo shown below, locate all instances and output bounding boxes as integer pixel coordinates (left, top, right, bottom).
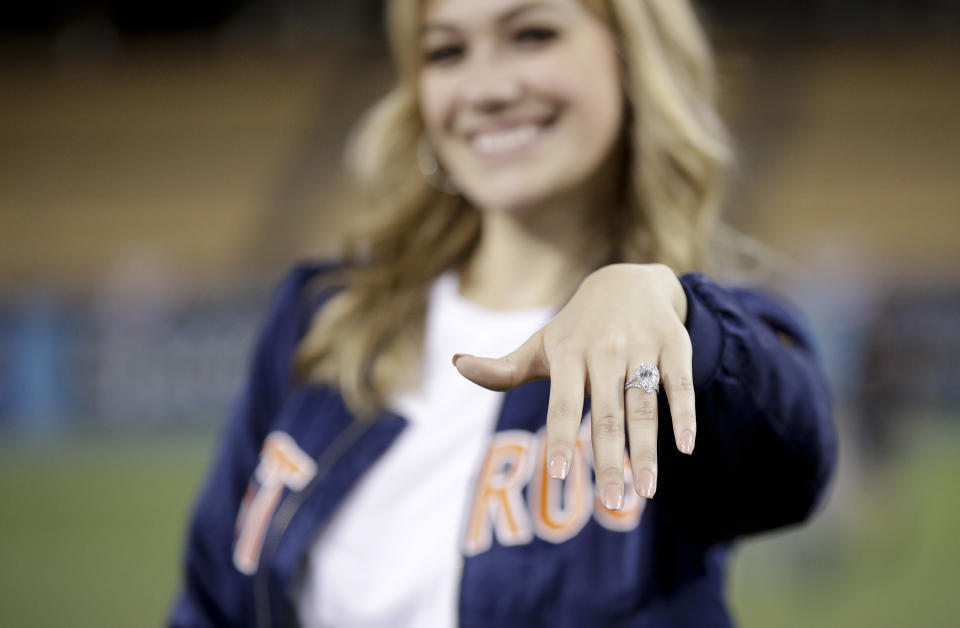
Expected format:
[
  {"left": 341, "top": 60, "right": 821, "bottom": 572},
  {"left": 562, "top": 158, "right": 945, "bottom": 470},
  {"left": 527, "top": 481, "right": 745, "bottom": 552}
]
[{"left": 417, "top": 135, "right": 458, "bottom": 195}]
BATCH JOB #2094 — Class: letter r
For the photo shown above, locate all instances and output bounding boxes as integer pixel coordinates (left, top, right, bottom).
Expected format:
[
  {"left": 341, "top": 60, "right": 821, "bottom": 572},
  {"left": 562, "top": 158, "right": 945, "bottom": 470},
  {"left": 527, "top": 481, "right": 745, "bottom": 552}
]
[{"left": 463, "top": 430, "right": 536, "bottom": 557}]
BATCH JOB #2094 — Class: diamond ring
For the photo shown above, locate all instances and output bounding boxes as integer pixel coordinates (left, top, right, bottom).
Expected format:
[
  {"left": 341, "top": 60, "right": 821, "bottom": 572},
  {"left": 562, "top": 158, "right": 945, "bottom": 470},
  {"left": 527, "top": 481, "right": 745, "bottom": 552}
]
[{"left": 624, "top": 363, "right": 660, "bottom": 394}]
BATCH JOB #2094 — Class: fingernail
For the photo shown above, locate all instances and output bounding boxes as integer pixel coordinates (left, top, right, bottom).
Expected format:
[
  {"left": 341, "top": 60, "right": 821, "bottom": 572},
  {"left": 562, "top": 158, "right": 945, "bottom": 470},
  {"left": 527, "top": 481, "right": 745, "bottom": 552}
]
[
  {"left": 602, "top": 482, "right": 624, "bottom": 511},
  {"left": 635, "top": 469, "right": 656, "bottom": 499},
  {"left": 679, "top": 429, "right": 695, "bottom": 455},
  {"left": 452, "top": 353, "right": 466, "bottom": 368},
  {"left": 548, "top": 454, "right": 569, "bottom": 480}
]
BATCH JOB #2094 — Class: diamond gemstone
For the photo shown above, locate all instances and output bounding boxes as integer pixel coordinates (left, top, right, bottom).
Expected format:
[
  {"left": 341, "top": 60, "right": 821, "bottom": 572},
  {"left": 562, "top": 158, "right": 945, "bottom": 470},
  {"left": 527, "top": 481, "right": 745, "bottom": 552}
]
[{"left": 634, "top": 364, "right": 659, "bottom": 393}]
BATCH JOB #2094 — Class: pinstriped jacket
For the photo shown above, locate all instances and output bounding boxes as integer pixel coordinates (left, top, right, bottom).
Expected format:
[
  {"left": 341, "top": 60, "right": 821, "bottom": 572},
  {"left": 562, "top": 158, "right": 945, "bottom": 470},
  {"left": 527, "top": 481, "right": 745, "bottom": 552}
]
[{"left": 170, "top": 262, "right": 837, "bottom": 628}]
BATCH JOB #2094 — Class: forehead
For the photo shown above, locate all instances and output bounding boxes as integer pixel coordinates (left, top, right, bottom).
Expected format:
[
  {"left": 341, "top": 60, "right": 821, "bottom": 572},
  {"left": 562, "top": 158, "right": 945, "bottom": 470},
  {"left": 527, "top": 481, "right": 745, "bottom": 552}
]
[{"left": 421, "top": 0, "right": 582, "bottom": 26}]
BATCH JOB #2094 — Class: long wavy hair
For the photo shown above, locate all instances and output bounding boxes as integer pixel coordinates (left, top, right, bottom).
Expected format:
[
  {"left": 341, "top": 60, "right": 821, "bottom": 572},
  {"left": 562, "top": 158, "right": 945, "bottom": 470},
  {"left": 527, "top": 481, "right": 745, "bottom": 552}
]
[{"left": 295, "top": 0, "right": 733, "bottom": 418}]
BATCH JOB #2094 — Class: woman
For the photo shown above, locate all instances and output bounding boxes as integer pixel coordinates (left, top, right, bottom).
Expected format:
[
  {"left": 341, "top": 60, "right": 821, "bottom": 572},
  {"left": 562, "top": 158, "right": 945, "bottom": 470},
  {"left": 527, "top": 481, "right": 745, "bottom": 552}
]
[{"left": 171, "top": 0, "right": 837, "bottom": 626}]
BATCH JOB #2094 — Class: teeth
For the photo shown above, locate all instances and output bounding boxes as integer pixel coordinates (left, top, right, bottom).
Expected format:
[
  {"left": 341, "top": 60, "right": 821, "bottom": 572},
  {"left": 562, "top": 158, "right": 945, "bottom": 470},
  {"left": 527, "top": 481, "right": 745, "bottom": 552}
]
[{"left": 472, "top": 124, "right": 540, "bottom": 156}]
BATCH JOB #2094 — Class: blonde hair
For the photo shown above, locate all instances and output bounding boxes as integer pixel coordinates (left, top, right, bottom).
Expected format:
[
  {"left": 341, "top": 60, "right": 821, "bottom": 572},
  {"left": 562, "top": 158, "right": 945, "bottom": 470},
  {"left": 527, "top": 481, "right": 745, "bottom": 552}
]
[{"left": 295, "top": 0, "right": 732, "bottom": 418}]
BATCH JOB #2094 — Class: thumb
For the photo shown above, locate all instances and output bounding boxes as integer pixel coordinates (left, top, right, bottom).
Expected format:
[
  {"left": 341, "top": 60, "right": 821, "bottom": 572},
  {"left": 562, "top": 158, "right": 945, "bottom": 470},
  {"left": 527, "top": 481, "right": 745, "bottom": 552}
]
[{"left": 453, "top": 330, "right": 547, "bottom": 392}]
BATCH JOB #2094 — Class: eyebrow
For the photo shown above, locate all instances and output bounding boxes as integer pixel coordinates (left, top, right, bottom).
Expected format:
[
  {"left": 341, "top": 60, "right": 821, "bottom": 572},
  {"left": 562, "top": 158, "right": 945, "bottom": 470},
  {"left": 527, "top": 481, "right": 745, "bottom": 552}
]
[{"left": 421, "top": 1, "right": 561, "bottom": 36}]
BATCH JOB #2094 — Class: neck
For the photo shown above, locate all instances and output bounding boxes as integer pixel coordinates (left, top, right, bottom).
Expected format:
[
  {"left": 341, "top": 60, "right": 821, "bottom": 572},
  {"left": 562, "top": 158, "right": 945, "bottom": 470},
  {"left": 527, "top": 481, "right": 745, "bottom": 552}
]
[{"left": 458, "top": 192, "right": 615, "bottom": 310}]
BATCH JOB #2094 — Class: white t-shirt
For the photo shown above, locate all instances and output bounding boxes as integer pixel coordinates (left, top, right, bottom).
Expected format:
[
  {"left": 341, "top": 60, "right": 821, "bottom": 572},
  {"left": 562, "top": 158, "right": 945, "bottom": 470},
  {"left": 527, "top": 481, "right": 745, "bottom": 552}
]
[{"left": 295, "top": 271, "right": 554, "bottom": 628}]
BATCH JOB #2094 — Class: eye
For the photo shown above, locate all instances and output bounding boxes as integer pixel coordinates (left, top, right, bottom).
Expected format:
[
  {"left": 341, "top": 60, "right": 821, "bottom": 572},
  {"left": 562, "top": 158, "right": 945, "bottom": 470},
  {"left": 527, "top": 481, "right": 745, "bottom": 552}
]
[
  {"left": 513, "top": 27, "right": 558, "bottom": 45},
  {"left": 423, "top": 44, "right": 465, "bottom": 65}
]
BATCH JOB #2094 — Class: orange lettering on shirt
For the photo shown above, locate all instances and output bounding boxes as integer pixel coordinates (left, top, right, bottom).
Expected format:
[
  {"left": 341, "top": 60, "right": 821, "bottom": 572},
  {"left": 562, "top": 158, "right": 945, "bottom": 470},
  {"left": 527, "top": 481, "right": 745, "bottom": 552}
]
[
  {"left": 463, "top": 431, "right": 536, "bottom": 557},
  {"left": 528, "top": 422, "right": 592, "bottom": 544},
  {"left": 233, "top": 432, "right": 317, "bottom": 574}
]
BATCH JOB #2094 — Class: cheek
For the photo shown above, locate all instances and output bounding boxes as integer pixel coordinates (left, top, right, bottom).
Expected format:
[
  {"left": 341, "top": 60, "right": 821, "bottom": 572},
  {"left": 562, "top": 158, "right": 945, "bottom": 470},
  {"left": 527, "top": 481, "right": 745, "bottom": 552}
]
[
  {"left": 571, "top": 64, "right": 622, "bottom": 136},
  {"left": 531, "top": 49, "right": 622, "bottom": 140},
  {"left": 418, "top": 74, "right": 453, "bottom": 137}
]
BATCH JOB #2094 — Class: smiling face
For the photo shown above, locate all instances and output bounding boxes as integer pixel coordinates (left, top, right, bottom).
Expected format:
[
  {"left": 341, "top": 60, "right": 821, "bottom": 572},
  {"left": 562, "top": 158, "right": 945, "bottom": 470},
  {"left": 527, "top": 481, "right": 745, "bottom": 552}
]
[{"left": 417, "top": 0, "right": 625, "bottom": 214}]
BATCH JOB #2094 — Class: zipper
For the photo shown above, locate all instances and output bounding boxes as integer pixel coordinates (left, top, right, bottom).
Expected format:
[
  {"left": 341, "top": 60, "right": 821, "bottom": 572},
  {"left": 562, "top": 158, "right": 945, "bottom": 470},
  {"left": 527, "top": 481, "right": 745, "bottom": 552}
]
[
  {"left": 253, "top": 416, "right": 375, "bottom": 628},
  {"left": 452, "top": 391, "right": 513, "bottom": 626}
]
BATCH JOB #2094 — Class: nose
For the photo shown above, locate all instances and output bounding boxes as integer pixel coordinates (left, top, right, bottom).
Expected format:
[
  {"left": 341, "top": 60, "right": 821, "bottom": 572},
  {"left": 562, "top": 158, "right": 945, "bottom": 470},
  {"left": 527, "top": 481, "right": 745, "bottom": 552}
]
[{"left": 459, "top": 60, "right": 523, "bottom": 113}]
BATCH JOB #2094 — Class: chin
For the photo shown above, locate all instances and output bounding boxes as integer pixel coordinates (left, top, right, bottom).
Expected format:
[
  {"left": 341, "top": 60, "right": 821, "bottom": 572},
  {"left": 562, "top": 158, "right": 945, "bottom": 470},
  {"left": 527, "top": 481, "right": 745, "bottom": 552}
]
[
  {"left": 467, "top": 189, "right": 553, "bottom": 215},
  {"left": 460, "top": 171, "right": 565, "bottom": 215}
]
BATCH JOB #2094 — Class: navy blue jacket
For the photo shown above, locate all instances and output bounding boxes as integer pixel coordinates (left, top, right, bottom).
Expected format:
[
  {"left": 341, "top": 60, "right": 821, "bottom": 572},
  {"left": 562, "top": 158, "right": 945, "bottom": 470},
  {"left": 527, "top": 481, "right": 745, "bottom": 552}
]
[{"left": 170, "top": 262, "right": 837, "bottom": 628}]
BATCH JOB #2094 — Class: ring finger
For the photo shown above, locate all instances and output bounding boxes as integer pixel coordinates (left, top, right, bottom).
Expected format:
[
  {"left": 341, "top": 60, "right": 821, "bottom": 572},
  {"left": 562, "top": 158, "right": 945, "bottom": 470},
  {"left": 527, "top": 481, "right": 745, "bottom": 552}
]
[{"left": 624, "top": 359, "right": 660, "bottom": 498}]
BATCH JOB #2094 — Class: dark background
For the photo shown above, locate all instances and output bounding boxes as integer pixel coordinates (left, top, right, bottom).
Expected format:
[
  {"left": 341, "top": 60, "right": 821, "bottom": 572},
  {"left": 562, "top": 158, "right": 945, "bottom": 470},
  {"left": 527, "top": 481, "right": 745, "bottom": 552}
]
[{"left": 5, "top": 1, "right": 960, "bottom": 35}]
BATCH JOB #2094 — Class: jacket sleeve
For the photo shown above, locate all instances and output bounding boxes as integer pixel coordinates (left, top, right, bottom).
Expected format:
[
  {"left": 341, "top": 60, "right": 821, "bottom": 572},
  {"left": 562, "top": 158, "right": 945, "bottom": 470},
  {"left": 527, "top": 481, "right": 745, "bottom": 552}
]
[
  {"left": 652, "top": 272, "right": 838, "bottom": 543},
  {"left": 168, "top": 264, "right": 330, "bottom": 627}
]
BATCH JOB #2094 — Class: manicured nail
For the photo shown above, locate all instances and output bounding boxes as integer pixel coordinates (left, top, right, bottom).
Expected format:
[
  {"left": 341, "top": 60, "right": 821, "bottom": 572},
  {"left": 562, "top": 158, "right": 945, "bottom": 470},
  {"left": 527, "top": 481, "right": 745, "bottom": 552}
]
[
  {"left": 602, "top": 482, "right": 624, "bottom": 511},
  {"left": 452, "top": 353, "right": 466, "bottom": 368},
  {"left": 548, "top": 454, "right": 568, "bottom": 480},
  {"left": 635, "top": 469, "right": 656, "bottom": 499},
  {"left": 679, "top": 429, "right": 695, "bottom": 455}
]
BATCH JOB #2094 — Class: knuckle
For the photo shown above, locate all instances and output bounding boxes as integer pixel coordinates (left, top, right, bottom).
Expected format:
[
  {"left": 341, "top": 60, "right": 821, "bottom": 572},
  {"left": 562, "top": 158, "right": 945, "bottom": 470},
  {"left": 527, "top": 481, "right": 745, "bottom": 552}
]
[
  {"left": 630, "top": 447, "right": 658, "bottom": 465},
  {"left": 651, "top": 262, "right": 671, "bottom": 276},
  {"left": 679, "top": 412, "right": 697, "bottom": 428},
  {"left": 547, "top": 436, "right": 577, "bottom": 455},
  {"left": 548, "top": 398, "right": 578, "bottom": 420},
  {"left": 548, "top": 335, "right": 581, "bottom": 360},
  {"left": 627, "top": 397, "right": 657, "bottom": 422},
  {"left": 665, "top": 373, "right": 694, "bottom": 395},
  {"left": 594, "top": 413, "right": 624, "bottom": 437},
  {"left": 594, "top": 332, "right": 628, "bottom": 357},
  {"left": 502, "top": 353, "right": 523, "bottom": 375},
  {"left": 596, "top": 467, "right": 624, "bottom": 484}
]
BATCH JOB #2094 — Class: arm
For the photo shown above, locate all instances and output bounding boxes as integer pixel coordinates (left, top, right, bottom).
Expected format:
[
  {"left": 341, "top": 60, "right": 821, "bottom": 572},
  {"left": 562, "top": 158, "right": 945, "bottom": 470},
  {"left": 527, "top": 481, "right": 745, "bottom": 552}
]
[{"left": 653, "top": 273, "right": 837, "bottom": 542}]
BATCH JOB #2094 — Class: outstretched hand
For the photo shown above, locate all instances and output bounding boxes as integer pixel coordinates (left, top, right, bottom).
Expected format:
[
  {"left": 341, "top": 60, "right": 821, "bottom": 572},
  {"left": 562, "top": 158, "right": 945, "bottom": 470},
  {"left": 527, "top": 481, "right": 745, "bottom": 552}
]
[{"left": 453, "top": 263, "right": 696, "bottom": 511}]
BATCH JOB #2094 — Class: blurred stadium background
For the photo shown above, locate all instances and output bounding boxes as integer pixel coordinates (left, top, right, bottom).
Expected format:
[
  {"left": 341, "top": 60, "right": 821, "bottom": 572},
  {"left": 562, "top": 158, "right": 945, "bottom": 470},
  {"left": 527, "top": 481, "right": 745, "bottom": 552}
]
[{"left": 1, "top": 1, "right": 959, "bottom": 626}]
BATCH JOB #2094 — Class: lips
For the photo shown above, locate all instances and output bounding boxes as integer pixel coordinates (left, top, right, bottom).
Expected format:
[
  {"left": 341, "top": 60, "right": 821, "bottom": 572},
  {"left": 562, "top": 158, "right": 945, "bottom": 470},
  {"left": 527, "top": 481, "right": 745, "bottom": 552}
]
[
  {"left": 472, "top": 124, "right": 541, "bottom": 155},
  {"left": 465, "top": 115, "right": 556, "bottom": 159}
]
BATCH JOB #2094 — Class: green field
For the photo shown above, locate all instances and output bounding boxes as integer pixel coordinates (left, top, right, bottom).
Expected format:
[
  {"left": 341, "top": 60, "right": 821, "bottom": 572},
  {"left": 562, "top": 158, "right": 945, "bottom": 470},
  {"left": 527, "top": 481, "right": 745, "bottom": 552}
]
[
  {"left": 1, "top": 425, "right": 958, "bottom": 627},
  {"left": 0, "top": 431, "right": 215, "bottom": 628},
  {"left": 730, "top": 425, "right": 960, "bottom": 627}
]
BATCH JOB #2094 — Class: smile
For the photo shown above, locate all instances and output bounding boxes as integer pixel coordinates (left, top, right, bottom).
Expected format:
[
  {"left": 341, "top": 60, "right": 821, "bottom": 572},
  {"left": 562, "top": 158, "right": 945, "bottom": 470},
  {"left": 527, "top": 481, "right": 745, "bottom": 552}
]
[{"left": 468, "top": 119, "right": 552, "bottom": 159}]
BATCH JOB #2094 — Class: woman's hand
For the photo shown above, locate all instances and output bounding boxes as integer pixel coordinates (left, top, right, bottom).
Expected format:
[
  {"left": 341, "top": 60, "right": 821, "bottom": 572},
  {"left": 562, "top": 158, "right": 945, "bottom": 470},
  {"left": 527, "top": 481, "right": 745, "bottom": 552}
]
[{"left": 453, "top": 263, "right": 696, "bottom": 511}]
